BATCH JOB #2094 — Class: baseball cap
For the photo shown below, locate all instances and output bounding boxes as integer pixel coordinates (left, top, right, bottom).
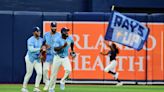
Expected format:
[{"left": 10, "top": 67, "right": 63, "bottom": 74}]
[
  {"left": 61, "top": 27, "right": 69, "bottom": 33},
  {"left": 33, "top": 27, "right": 40, "bottom": 32},
  {"left": 51, "top": 22, "right": 57, "bottom": 27}
]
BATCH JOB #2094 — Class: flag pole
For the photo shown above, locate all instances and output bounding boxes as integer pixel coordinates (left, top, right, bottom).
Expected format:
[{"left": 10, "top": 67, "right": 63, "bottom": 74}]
[
  {"left": 111, "top": 5, "right": 115, "bottom": 11},
  {"left": 111, "top": 0, "right": 115, "bottom": 11}
]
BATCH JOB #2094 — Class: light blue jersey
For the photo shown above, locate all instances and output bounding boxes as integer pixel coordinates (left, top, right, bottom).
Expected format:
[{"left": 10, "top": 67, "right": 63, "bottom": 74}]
[
  {"left": 26, "top": 36, "right": 43, "bottom": 63},
  {"left": 54, "top": 36, "right": 74, "bottom": 58},
  {"left": 43, "top": 32, "right": 61, "bottom": 62}
]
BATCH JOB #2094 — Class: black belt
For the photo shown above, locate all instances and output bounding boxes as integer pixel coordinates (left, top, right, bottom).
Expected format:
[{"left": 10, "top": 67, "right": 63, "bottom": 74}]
[{"left": 59, "top": 56, "right": 65, "bottom": 58}]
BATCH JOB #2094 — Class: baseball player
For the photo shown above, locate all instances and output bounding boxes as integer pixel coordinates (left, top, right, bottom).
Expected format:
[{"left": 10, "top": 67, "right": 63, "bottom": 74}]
[
  {"left": 21, "top": 27, "right": 43, "bottom": 92},
  {"left": 48, "top": 27, "right": 76, "bottom": 92},
  {"left": 42, "top": 22, "right": 61, "bottom": 91},
  {"left": 100, "top": 42, "right": 123, "bottom": 86}
]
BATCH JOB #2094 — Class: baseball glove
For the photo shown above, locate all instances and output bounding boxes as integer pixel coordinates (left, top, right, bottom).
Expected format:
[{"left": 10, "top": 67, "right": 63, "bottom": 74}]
[
  {"left": 70, "top": 51, "right": 76, "bottom": 58},
  {"left": 39, "top": 45, "right": 47, "bottom": 62}
]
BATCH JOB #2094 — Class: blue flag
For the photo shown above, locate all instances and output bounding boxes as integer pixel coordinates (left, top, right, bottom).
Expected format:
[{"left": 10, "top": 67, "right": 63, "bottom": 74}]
[{"left": 105, "top": 11, "right": 149, "bottom": 51}]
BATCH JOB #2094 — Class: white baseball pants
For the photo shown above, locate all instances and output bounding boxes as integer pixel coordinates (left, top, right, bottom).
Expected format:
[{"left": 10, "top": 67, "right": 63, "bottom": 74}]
[
  {"left": 104, "top": 60, "right": 117, "bottom": 72},
  {"left": 43, "top": 61, "right": 51, "bottom": 86},
  {"left": 49, "top": 55, "right": 72, "bottom": 89},
  {"left": 22, "top": 55, "right": 42, "bottom": 88}
]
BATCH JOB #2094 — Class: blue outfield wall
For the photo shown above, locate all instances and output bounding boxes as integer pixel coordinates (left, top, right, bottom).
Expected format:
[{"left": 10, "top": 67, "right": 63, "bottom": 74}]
[
  {"left": 0, "top": 0, "right": 164, "bottom": 12},
  {"left": 0, "top": 11, "right": 163, "bottom": 83},
  {"left": 0, "top": 11, "right": 13, "bottom": 83}
]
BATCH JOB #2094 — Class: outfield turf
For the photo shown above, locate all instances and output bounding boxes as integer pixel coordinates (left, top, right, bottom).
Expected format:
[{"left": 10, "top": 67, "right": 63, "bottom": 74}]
[{"left": 0, "top": 84, "right": 164, "bottom": 92}]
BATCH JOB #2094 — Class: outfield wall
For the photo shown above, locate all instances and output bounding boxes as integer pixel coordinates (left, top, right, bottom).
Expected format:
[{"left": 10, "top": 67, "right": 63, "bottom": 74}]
[
  {"left": 0, "top": 0, "right": 164, "bottom": 12},
  {"left": 0, "top": 11, "right": 163, "bottom": 84}
]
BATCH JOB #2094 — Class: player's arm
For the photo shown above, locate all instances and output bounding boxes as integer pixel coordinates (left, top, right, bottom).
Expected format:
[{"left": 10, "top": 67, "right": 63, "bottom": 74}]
[
  {"left": 100, "top": 51, "right": 110, "bottom": 55},
  {"left": 42, "top": 40, "right": 46, "bottom": 46},
  {"left": 70, "top": 42, "right": 74, "bottom": 52},
  {"left": 104, "top": 41, "right": 114, "bottom": 51},
  {"left": 42, "top": 34, "right": 46, "bottom": 45},
  {"left": 28, "top": 46, "right": 40, "bottom": 52},
  {"left": 28, "top": 39, "right": 40, "bottom": 52},
  {"left": 41, "top": 41, "right": 50, "bottom": 50},
  {"left": 104, "top": 41, "right": 111, "bottom": 48},
  {"left": 54, "top": 42, "right": 67, "bottom": 51},
  {"left": 42, "top": 34, "right": 50, "bottom": 49},
  {"left": 70, "top": 42, "right": 76, "bottom": 58}
]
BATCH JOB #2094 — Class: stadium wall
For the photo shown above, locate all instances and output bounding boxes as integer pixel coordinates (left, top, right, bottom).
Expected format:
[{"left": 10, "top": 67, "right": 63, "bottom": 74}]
[
  {"left": 0, "top": 11, "right": 163, "bottom": 84},
  {"left": 0, "top": 0, "right": 164, "bottom": 12}
]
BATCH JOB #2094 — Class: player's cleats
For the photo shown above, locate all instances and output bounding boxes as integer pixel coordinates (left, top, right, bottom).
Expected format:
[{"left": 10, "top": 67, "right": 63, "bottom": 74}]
[
  {"left": 43, "top": 81, "right": 49, "bottom": 91},
  {"left": 114, "top": 72, "right": 119, "bottom": 79},
  {"left": 60, "top": 81, "right": 65, "bottom": 90},
  {"left": 43, "top": 85, "right": 49, "bottom": 91},
  {"left": 48, "top": 88, "right": 55, "bottom": 92},
  {"left": 116, "top": 82, "right": 123, "bottom": 86},
  {"left": 21, "top": 88, "right": 29, "bottom": 92},
  {"left": 33, "top": 87, "right": 41, "bottom": 92}
]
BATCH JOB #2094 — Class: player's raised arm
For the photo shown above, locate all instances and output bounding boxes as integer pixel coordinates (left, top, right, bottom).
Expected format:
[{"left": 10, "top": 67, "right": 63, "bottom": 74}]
[{"left": 100, "top": 51, "right": 110, "bottom": 55}]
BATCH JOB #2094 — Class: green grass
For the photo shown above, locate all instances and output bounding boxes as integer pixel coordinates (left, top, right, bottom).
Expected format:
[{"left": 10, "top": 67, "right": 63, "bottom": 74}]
[{"left": 0, "top": 84, "right": 164, "bottom": 92}]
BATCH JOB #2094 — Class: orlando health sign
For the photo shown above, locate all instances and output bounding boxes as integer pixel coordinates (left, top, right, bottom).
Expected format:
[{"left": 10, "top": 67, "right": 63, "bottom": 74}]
[
  {"left": 43, "top": 19, "right": 164, "bottom": 82},
  {"left": 105, "top": 11, "right": 149, "bottom": 50}
]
